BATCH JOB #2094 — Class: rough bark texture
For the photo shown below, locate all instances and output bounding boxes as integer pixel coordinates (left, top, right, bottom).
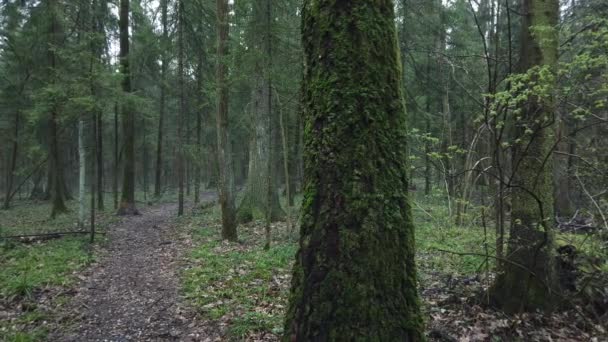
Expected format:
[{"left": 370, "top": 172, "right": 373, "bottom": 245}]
[
  {"left": 283, "top": 1, "right": 424, "bottom": 340},
  {"left": 215, "top": 0, "right": 237, "bottom": 241},
  {"left": 490, "top": 0, "right": 559, "bottom": 313},
  {"left": 117, "top": 0, "right": 138, "bottom": 216}
]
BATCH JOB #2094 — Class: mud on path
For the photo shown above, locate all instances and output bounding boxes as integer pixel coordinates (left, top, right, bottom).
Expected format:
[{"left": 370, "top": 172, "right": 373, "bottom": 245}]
[{"left": 51, "top": 199, "right": 219, "bottom": 342}]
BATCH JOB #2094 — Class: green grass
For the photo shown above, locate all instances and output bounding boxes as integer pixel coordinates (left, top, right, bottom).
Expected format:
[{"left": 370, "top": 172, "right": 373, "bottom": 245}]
[
  {"left": 182, "top": 208, "right": 296, "bottom": 338},
  {"left": 181, "top": 190, "right": 607, "bottom": 339},
  {"left": 0, "top": 193, "right": 118, "bottom": 237},
  {"left": 0, "top": 237, "right": 93, "bottom": 298},
  {"left": 0, "top": 196, "right": 117, "bottom": 342},
  {"left": 181, "top": 193, "right": 495, "bottom": 339},
  {"left": 0, "top": 236, "right": 94, "bottom": 341}
]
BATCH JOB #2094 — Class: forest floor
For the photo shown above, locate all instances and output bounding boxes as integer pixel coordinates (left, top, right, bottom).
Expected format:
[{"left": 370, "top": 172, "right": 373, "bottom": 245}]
[
  {"left": 1, "top": 194, "right": 607, "bottom": 341},
  {"left": 46, "top": 197, "right": 221, "bottom": 342},
  {"left": 179, "top": 200, "right": 607, "bottom": 341}
]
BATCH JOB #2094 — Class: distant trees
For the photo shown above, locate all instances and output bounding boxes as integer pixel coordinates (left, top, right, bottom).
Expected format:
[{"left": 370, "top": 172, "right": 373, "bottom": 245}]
[
  {"left": 284, "top": 0, "right": 424, "bottom": 339},
  {"left": 237, "top": 0, "right": 285, "bottom": 224}
]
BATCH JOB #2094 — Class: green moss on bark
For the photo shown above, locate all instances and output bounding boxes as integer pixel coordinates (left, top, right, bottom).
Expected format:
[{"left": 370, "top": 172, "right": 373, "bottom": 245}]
[{"left": 283, "top": 1, "right": 424, "bottom": 340}]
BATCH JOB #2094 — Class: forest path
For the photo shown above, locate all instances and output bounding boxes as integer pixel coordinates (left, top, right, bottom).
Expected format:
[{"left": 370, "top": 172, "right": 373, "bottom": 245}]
[{"left": 52, "top": 194, "right": 219, "bottom": 342}]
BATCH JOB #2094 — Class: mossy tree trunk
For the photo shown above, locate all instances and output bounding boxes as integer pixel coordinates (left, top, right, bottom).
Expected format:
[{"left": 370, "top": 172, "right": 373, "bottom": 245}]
[
  {"left": 216, "top": 0, "right": 237, "bottom": 241},
  {"left": 490, "top": 0, "right": 559, "bottom": 313},
  {"left": 283, "top": 1, "right": 424, "bottom": 340}
]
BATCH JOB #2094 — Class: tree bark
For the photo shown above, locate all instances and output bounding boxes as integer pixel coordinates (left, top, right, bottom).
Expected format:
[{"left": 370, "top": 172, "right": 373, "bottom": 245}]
[
  {"left": 177, "top": 0, "right": 185, "bottom": 216},
  {"left": 284, "top": 1, "right": 424, "bottom": 339},
  {"left": 216, "top": 0, "right": 237, "bottom": 241},
  {"left": 93, "top": 111, "right": 104, "bottom": 210},
  {"left": 47, "top": 0, "right": 68, "bottom": 218},
  {"left": 237, "top": 75, "right": 284, "bottom": 223},
  {"left": 113, "top": 102, "right": 119, "bottom": 209},
  {"left": 117, "top": 0, "right": 138, "bottom": 215},
  {"left": 154, "top": 0, "right": 168, "bottom": 199},
  {"left": 194, "top": 50, "right": 205, "bottom": 204},
  {"left": 2, "top": 109, "right": 19, "bottom": 210},
  {"left": 78, "top": 117, "right": 86, "bottom": 228}
]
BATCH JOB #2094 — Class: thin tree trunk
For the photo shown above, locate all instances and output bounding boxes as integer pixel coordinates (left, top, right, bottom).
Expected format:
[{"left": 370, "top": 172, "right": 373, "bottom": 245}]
[
  {"left": 194, "top": 52, "right": 204, "bottom": 204},
  {"left": 114, "top": 102, "right": 119, "bottom": 209},
  {"left": 78, "top": 117, "right": 86, "bottom": 228},
  {"left": 143, "top": 116, "right": 149, "bottom": 201},
  {"left": 91, "top": 110, "right": 97, "bottom": 242},
  {"left": 2, "top": 110, "right": 19, "bottom": 210},
  {"left": 277, "top": 92, "right": 293, "bottom": 234},
  {"left": 96, "top": 111, "right": 104, "bottom": 210},
  {"left": 154, "top": 0, "right": 168, "bottom": 198},
  {"left": 177, "top": 0, "right": 185, "bottom": 216}
]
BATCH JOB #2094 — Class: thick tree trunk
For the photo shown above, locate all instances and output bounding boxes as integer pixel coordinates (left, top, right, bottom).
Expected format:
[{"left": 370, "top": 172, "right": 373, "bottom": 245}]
[
  {"left": 49, "top": 109, "right": 69, "bottom": 218},
  {"left": 47, "top": 0, "right": 68, "bottom": 218},
  {"left": 490, "top": 0, "right": 559, "bottom": 313},
  {"left": 284, "top": 1, "right": 424, "bottom": 339},
  {"left": 237, "top": 75, "right": 284, "bottom": 223},
  {"left": 216, "top": 0, "right": 237, "bottom": 241},
  {"left": 238, "top": 0, "right": 284, "bottom": 223},
  {"left": 117, "top": 0, "right": 138, "bottom": 215}
]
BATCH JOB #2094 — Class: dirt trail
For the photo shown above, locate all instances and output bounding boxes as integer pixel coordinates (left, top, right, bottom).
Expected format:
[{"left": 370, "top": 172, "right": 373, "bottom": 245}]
[{"left": 52, "top": 199, "right": 219, "bottom": 342}]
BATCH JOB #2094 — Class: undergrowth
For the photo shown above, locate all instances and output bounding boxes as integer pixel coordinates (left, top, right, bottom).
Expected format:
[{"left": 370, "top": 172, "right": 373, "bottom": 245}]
[
  {"left": 0, "top": 197, "right": 114, "bottom": 342},
  {"left": 180, "top": 194, "right": 503, "bottom": 339},
  {"left": 181, "top": 190, "right": 607, "bottom": 339}
]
